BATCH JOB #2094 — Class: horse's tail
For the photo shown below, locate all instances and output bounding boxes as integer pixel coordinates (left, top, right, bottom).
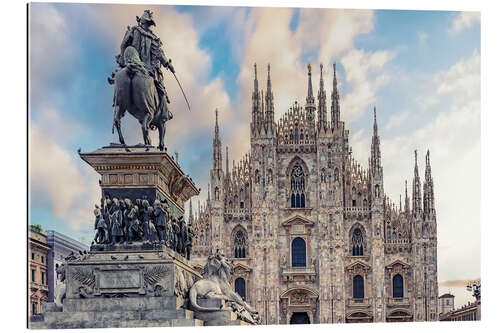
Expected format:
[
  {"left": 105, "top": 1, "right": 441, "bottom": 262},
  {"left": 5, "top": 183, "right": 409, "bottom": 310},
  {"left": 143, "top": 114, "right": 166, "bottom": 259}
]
[{"left": 189, "top": 286, "right": 222, "bottom": 312}]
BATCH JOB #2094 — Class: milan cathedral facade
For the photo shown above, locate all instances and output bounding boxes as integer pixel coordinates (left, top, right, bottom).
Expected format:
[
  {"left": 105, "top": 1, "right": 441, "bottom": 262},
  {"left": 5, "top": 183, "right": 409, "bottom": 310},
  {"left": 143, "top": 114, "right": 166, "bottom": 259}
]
[{"left": 189, "top": 63, "right": 438, "bottom": 324}]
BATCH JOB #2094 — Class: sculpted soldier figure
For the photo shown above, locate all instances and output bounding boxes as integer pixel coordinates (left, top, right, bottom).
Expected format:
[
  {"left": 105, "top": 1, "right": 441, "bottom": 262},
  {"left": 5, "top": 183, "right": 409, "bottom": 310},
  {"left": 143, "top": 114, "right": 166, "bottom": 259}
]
[
  {"left": 102, "top": 195, "right": 113, "bottom": 240},
  {"left": 153, "top": 200, "right": 168, "bottom": 244},
  {"left": 141, "top": 200, "right": 158, "bottom": 243},
  {"left": 93, "top": 204, "right": 108, "bottom": 244},
  {"left": 127, "top": 204, "right": 142, "bottom": 242},
  {"left": 110, "top": 198, "right": 124, "bottom": 244},
  {"left": 171, "top": 216, "right": 180, "bottom": 252},
  {"left": 122, "top": 198, "right": 134, "bottom": 242}
]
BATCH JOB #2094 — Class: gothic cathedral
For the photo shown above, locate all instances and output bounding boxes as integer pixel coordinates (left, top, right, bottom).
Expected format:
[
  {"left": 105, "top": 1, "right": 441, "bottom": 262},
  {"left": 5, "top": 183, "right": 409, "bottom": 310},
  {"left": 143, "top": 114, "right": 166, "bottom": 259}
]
[{"left": 189, "top": 63, "right": 438, "bottom": 324}]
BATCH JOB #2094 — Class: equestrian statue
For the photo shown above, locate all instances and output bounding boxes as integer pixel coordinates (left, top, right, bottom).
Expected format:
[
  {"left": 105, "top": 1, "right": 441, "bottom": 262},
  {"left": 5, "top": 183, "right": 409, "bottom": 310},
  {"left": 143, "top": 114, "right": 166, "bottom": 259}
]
[{"left": 108, "top": 10, "right": 190, "bottom": 151}]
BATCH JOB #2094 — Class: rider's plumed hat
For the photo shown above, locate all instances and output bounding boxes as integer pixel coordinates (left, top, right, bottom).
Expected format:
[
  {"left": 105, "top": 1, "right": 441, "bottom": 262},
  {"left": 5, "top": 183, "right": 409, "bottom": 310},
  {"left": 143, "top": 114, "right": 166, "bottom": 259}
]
[{"left": 137, "top": 10, "right": 156, "bottom": 27}]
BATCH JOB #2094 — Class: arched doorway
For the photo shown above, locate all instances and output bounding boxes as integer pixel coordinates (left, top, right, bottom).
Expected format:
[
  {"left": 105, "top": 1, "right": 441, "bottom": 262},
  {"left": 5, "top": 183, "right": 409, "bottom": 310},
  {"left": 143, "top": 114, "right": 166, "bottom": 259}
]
[{"left": 290, "top": 312, "right": 310, "bottom": 324}]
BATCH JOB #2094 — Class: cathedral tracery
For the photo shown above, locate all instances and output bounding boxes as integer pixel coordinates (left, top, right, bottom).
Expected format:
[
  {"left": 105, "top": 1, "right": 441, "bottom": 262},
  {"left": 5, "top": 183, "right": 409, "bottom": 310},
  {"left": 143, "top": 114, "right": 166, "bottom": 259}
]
[
  {"left": 232, "top": 226, "right": 248, "bottom": 258},
  {"left": 290, "top": 165, "right": 306, "bottom": 208},
  {"left": 350, "top": 225, "right": 367, "bottom": 256}
]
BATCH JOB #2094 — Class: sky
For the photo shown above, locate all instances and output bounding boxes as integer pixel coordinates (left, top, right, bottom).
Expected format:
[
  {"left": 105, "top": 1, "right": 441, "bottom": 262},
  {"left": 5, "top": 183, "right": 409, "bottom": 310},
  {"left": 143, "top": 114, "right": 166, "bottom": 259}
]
[{"left": 28, "top": 3, "right": 480, "bottom": 308}]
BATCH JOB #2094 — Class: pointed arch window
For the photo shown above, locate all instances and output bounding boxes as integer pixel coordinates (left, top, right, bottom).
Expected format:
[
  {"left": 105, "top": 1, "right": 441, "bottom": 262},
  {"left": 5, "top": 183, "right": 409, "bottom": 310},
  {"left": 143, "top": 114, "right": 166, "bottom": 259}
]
[
  {"left": 353, "top": 275, "right": 364, "bottom": 299},
  {"left": 334, "top": 168, "right": 339, "bottom": 182},
  {"left": 214, "top": 187, "right": 220, "bottom": 200},
  {"left": 352, "top": 228, "right": 364, "bottom": 256},
  {"left": 291, "top": 237, "right": 306, "bottom": 267},
  {"left": 290, "top": 164, "right": 306, "bottom": 208},
  {"left": 393, "top": 274, "right": 404, "bottom": 298},
  {"left": 235, "top": 278, "right": 246, "bottom": 300},
  {"left": 234, "top": 229, "right": 247, "bottom": 258}
]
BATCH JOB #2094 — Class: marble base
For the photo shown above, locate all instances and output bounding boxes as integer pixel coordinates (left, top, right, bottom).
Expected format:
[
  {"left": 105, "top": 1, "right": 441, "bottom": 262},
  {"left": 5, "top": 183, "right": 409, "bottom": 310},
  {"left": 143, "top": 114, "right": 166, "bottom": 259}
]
[{"left": 30, "top": 247, "right": 203, "bottom": 329}]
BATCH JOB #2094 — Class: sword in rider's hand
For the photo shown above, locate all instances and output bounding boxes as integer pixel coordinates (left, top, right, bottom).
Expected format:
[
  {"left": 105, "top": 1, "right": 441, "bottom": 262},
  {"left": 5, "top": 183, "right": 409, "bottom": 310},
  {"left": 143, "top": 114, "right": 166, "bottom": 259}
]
[{"left": 167, "top": 59, "right": 191, "bottom": 111}]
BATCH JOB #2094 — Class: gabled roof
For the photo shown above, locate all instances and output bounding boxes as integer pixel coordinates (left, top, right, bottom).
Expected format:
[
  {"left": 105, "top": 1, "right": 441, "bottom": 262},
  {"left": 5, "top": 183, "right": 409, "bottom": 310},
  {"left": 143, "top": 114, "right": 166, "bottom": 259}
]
[
  {"left": 345, "top": 260, "right": 371, "bottom": 271},
  {"left": 233, "top": 262, "right": 252, "bottom": 273},
  {"left": 281, "top": 214, "right": 315, "bottom": 227},
  {"left": 386, "top": 259, "right": 411, "bottom": 269}
]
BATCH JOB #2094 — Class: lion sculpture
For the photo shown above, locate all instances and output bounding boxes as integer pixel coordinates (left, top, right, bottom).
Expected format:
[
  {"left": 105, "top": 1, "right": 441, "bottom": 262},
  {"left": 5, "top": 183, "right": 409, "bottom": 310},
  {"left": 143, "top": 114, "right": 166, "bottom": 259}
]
[{"left": 188, "top": 250, "right": 261, "bottom": 324}]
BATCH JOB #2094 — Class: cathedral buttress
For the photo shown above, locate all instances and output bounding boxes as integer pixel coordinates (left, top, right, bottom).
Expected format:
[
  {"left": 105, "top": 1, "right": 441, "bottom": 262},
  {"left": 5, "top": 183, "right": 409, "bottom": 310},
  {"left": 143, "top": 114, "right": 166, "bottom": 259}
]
[
  {"left": 210, "top": 109, "right": 225, "bottom": 251},
  {"left": 331, "top": 63, "right": 340, "bottom": 129},
  {"left": 317, "top": 64, "right": 327, "bottom": 132},
  {"left": 369, "top": 106, "right": 386, "bottom": 322},
  {"left": 265, "top": 64, "right": 275, "bottom": 134}
]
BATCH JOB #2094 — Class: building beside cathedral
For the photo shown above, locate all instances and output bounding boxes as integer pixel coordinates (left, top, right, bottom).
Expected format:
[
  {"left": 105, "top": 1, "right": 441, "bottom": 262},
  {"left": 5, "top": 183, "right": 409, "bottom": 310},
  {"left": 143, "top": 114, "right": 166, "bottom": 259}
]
[{"left": 190, "top": 63, "right": 438, "bottom": 324}]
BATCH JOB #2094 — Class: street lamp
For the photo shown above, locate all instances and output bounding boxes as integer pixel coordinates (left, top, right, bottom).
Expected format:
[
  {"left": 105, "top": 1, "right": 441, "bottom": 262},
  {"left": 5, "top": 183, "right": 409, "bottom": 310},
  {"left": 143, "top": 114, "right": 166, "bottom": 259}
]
[{"left": 466, "top": 279, "right": 481, "bottom": 301}]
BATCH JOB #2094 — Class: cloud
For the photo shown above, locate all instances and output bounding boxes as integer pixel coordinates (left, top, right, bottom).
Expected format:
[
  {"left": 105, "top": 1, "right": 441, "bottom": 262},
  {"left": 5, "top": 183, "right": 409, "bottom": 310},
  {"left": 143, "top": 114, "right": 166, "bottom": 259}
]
[
  {"left": 440, "top": 279, "right": 480, "bottom": 288},
  {"left": 340, "top": 49, "right": 394, "bottom": 122},
  {"left": 29, "top": 123, "right": 100, "bottom": 231},
  {"left": 384, "top": 111, "right": 410, "bottom": 130},
  {"left": 450, "top": 12, "right": 480, "bottom": 34},
  {"left": 417, "top": 31, "right": 428, "bottom": 44}
]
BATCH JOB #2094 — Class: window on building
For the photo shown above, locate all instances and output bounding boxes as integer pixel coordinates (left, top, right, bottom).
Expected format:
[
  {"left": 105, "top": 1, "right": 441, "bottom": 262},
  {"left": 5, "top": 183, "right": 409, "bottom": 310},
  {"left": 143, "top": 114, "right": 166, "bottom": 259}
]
[
  {"left": 334, "top": 168, "right": 339, "bottom": 182},
  {"left": 290, "top": 165, "right": 305, "bottom": 208},
  {"left": 352, "top": 228, "right": 364, "bottom": 256},
  {"left": 446, "top": 299, "right": 450, "bottom": 306},
  {"left": 353, "top": 275, "right": 364, "bottom": 299},
  {"left": 235, "top": 278, "right": 246, "bottom": 300},
  {"left": 41, "top": 256, "right": 44, "bottom": 264},
  {"left": 32, "top": 303, "right": 37, "bottom": 315},
  {"left": 291, "top": 237, "right": 306, "bottom": 267},
  {"left": 31, "top": 269, "right": 36, "bottom": 282},
  {"left": 393, "top": 274, "right": 404, "bottom": 298},
  {"left": 31, "top": 253, "right": 35, "bottom": 260},
  {"left": 234, "top": 229, "right": 247, "bottom": 258},
  {"left": 41, "top": 272, "right": 45, "bottom": 285}
]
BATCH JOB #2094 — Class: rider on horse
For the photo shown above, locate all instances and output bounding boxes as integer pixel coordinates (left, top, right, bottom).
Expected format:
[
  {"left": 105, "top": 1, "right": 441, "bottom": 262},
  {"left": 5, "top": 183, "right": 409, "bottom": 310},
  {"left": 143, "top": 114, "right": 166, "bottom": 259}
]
[{"left": 116, "top": 10, "right": 174, "bottom": 123}]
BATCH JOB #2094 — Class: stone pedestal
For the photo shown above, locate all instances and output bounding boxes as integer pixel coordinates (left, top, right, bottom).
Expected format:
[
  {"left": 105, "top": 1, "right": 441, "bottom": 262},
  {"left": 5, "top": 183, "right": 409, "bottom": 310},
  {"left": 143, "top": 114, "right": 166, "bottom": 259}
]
[
  {"left": 79, "top": 145, "right": 200, "bottom": 219},
  {"left": 31, "top": 247, "right": 203, "bottom": 329},
  {"left": 193, "top": 299, "right": 251, "bottom": 326}
]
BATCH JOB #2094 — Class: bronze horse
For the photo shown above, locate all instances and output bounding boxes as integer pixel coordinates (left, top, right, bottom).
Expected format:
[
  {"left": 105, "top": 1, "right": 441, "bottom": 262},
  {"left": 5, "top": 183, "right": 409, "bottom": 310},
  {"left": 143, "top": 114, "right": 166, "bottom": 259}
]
[{"left": 112, "top": 46, "right": 171, "bottom": 150}]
